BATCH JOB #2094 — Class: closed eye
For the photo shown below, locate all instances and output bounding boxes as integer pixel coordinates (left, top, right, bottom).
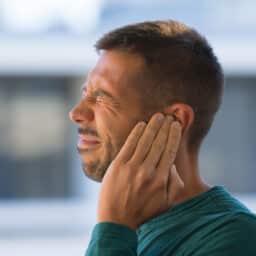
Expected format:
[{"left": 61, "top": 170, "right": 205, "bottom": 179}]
[
  {"left": 94, "top": 90, "right": 106, "bottom": 99},
  {"left": 82, "top": 86, "right": 115, "bottom": 101},
  {"left": 81, "top": 85, "right": 120, "bottom": 108}
]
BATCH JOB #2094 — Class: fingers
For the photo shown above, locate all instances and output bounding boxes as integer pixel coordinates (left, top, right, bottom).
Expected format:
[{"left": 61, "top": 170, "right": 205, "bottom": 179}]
[
  {"left": 117, "top": 121, "right": 146, "bottom": 162},
  {"left": 142, "top": 116, "right": 173, "bottom": 171},
  {"left": 167, "top": 121, "right": 182, "bottom": 164},
  {"left": 129, "top": 113, "right": 165, "bottom": 164},
  {"left": 156, "top": 120, "right": 181, "bottom": 172},
  {"left": 118, "top": 113, "right": 181, "bottom": 174}
]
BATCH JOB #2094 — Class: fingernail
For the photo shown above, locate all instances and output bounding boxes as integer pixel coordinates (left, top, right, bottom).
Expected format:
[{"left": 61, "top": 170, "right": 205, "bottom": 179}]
[
  {"left": 156, "top": 113, "right": 164, "bottom": 121},
  {"left": 172, "top": 121, "right": 181, "bottom": 129},
  {"left": 139, "top": 121, "right": 146, "bottom": 128}
]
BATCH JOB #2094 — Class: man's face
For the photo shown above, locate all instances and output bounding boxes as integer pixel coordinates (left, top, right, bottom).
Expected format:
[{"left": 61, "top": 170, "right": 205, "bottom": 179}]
[{"left": 69, "top": 50, "right": 150, "bottom": 182}]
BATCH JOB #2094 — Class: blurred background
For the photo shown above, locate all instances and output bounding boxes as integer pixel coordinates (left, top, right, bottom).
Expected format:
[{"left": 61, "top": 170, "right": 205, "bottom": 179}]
[{"left": 0, "top": 0, "right": 255, "bottom": 255}]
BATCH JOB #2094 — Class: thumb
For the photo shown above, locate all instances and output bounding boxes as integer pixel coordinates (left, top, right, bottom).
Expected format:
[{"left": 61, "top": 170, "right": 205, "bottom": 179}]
[{"left": 167, "top": 165, "right": 184, "bottom": 206}]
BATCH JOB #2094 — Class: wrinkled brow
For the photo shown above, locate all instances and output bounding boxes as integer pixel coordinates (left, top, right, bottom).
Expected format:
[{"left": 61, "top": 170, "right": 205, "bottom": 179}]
[{"left": 80, "top": 83, "right": 118, "bottom": 103}]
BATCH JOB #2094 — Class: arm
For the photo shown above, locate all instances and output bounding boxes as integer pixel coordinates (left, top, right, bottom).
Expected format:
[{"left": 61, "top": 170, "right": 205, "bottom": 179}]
[{"left": 86, "top": 223, "right": 137, "bottom": 256}]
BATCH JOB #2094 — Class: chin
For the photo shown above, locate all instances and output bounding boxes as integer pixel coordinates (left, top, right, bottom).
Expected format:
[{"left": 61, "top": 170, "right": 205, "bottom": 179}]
[
  {"left": 79, "top": 143, "right": 114, "bottom": 182},
  {"left": 84, "top": 171, "right": 104, "bottom": 182},
  {"left": 82, "top": 162, "right": 107, "bottom": 182}
]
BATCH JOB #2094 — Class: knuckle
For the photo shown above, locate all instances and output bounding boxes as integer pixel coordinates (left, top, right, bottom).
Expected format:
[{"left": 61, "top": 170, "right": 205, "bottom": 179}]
[
  {"left": 124, "top": 162, "right": 136, "bottom": 172},
  {"left": 137, "top": 168, "right": 151, "bottom": 183},
  {"left": 152, "top": 177, "right": 166, "bottom": 191}
]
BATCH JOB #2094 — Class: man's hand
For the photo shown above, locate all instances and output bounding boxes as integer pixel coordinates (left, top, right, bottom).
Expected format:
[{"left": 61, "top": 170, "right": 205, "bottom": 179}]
[{"left": 97, "top": 113, "right": 184, "bottom": 230}]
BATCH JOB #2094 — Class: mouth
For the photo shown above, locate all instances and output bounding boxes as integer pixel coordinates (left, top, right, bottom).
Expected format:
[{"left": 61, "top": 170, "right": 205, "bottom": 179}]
[{"left": 78, "top": 135, "right": 101, "bottom": 150}]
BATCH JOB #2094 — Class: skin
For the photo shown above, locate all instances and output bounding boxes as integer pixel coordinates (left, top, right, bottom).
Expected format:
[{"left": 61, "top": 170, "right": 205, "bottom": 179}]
[
  {"left": 69, "top": 50, "right": 148, "bottom": 182},
  {"left": 69, "top": 50, "right": 211, "bottom": 229},
  {"left": 97, "top": 113, "right": 184, "bottom": 229}
]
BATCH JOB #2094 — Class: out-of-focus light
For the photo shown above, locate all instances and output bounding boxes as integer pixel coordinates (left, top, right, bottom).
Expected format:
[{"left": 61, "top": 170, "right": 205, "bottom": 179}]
[{"left": 1, "top": 0, "right": 102, "bottom": 34}]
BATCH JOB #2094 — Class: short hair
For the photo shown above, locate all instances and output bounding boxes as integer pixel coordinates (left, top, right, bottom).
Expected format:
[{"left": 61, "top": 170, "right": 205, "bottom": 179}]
[{"left": 95, "top": 20, "right": 224, "bottom": 150}]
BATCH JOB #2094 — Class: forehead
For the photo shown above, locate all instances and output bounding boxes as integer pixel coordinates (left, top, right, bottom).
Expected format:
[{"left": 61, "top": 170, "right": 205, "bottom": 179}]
[{"left": 87, "top": 50, "right": 146, "bottom": 95}]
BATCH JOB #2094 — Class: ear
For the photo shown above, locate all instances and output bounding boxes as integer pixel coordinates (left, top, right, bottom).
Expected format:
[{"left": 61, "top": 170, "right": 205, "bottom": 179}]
[{"left": 163, "top": 103, "right": 194, "bottom": 135}]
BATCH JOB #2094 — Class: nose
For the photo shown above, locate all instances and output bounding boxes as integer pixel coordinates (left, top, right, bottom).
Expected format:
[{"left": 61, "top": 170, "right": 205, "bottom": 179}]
[{"left": 69, "top": 100, "right": 94, "bottom": 124}]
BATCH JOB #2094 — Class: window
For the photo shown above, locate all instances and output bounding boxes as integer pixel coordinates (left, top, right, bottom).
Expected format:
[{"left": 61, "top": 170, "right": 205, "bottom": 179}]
[{"left": 0, "top": 77, "right": 77, "bottom": 198}]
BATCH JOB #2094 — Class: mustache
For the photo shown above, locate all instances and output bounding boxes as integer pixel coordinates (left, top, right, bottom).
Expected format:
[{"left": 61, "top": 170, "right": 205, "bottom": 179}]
[{"left": 78, "top": 128, "right": 99, "bottom": 138}]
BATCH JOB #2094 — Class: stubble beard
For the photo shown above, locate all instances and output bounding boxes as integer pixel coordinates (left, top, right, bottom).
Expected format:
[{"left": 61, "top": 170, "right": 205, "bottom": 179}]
[{"left": 78, "top": 141, "right": 115, "bottom": 182}]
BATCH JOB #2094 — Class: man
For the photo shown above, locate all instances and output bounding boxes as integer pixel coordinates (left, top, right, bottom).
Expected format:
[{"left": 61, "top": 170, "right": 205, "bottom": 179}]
[{"left": 69, "top": 20, "right": 256, "bottom": 255}]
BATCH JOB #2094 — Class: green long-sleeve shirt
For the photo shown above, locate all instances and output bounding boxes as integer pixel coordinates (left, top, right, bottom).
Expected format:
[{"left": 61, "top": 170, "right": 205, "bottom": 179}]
[{"left": 86, "top": 186, "right": 256, "bottom": 255}]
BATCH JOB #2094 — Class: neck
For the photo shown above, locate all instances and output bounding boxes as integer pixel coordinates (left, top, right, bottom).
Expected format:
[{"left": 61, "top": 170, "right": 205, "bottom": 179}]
[{"left": 173, "top": 144, "right": 212, "bottom": 205}]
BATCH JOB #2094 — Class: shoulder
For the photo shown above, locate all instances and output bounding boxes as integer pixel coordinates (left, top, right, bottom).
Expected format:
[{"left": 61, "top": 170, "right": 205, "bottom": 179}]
[
  {"left": 228, "top": 211, "right": 256, "bottom": 233},
  {"left": 211, "top": 211, "right": 256, "bottom": 242},
  {"left": 193, "top": 212, "right": 256, "bottom": 255}
]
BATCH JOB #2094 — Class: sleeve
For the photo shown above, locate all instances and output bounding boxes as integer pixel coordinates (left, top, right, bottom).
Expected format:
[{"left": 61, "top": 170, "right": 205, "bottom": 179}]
[
  {"left": 191, "top": 213, "right": 256, "bottom": 256},
  {"left": 85, "top": 222, "right": 138, "bottom": 256}
]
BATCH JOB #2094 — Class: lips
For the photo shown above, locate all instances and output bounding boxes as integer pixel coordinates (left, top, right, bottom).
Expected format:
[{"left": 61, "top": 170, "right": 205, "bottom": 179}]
[{"left": 78, "top": 134, "right": 101, "bottom": 150}]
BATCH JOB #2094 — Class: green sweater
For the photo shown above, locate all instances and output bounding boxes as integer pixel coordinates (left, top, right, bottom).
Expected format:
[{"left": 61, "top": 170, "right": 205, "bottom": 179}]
[{"left": 86, "top": 186, "right": 256, "bottom": 255}]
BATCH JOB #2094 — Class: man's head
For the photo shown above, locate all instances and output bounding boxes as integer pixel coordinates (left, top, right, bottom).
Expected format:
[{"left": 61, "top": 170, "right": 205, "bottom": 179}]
[{"left": 69, "top": 20, "right": 224, "bottom": 182}]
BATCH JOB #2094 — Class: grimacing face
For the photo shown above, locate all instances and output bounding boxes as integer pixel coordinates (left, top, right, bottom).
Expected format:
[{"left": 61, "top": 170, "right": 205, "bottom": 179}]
[{"left": 69, "top": 50, "right": 151, "bottom": 182}]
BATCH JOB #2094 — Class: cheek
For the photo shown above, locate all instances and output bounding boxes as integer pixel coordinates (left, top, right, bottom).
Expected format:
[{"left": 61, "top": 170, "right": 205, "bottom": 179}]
[
  {"left": 95, "top": 105, "right": 142, "bottom": 149},
  {"left": 95, "top": 108, "right": 118, "bottom": 142},
  {"left": 95, "top": 116, "right": 120, "bottom": 151},
  {"left": 111, "top": 117, "right": 138, "bottom": 147}
]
